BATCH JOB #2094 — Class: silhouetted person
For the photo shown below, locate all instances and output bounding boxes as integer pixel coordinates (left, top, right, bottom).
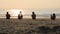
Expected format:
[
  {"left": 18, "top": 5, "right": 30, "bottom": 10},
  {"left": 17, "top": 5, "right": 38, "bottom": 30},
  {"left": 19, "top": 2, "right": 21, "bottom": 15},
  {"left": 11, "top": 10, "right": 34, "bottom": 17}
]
[
  {"left": 6, "top": 12, "right": 11, "bottom": 19},
  {"left": 18, "top": 11, "right": 23, "bottom": 19},
  {"left": 52, "top": 13, "right": 56, "bottom": 20},
  {"left": 31, "top": 12, "right": 36, "bottom": 20},
  {"left": 50, "top": 13, "right": 56, "bottom": 20}
]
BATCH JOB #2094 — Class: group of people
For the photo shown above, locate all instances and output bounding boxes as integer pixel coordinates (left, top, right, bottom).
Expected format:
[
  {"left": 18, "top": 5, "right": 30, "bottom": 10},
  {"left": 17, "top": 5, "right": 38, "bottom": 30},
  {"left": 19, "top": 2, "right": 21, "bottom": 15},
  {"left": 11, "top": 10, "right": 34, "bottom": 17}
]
[
  {"left": 6, "top": 11, "right": 36, "bottom": 20},
  {"left": 6, "top": 11, "right": 56, "bottom": 20}
]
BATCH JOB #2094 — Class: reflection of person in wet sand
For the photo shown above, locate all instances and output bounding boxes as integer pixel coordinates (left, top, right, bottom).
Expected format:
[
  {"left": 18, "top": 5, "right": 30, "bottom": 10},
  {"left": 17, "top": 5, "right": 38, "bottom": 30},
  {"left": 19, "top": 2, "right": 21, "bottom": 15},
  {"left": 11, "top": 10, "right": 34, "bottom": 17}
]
[
  {"left": 6, "top": 12, "right": 11, "bottom": 19},
  {"left": 18, "top": 11, "right": 23, "bottom": 19},
  {"left": 31, "top": 12, "right": 36, "bottom": 20}
]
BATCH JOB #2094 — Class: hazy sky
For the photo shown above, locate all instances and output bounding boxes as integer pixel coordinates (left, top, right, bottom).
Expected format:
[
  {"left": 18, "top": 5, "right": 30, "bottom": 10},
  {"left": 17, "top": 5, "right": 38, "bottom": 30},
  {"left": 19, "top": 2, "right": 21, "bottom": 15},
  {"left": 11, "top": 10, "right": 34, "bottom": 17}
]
[{"left": 0, "top": 0, "right": 60, "bottom": 9}]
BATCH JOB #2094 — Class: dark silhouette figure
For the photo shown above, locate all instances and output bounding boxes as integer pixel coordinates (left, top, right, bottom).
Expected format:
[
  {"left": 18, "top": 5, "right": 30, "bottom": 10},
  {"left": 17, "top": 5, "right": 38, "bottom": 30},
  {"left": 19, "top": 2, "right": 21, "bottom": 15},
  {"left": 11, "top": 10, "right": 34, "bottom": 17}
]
[
  {"left": 52, "top": 13, "right": 56, "bottom": 20},
  {"left": 18, "top": 11, "right": 23, "bottom": 19},
  {"left": 50, "top": 13, "right": 56, "bottom": 20},
  {"left": 31, "top": 12, "right": 36, "bottom": 20},
  {"left": 6, "top": 12, "right": 11, "bottom": 19}
]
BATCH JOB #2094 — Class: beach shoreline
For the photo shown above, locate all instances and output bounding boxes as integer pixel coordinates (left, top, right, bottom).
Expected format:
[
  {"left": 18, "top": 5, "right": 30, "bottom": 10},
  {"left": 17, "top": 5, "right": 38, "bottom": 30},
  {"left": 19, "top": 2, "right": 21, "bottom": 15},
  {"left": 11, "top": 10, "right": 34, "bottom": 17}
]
[{"left": 0, "top": 18, "right": 60, "bottom": 34}]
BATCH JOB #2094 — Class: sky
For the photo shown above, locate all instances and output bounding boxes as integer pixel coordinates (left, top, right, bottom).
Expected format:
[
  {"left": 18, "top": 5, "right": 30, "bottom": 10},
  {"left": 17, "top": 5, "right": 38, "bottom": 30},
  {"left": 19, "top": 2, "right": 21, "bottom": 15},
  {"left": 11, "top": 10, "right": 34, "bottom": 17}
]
[
  {"left": 0, "top": 0, "right": 60, "bottom": 9},
  {"left": 0, "top": 0, "right": 60, "bottom": 18}
]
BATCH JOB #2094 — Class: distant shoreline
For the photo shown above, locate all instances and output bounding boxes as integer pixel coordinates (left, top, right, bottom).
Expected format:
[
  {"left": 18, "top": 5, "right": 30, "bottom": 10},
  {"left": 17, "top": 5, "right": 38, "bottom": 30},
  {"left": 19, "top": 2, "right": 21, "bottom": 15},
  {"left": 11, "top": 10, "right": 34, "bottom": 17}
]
[{"left": 0, "top": 18, "right": 60, "bottom": 20}]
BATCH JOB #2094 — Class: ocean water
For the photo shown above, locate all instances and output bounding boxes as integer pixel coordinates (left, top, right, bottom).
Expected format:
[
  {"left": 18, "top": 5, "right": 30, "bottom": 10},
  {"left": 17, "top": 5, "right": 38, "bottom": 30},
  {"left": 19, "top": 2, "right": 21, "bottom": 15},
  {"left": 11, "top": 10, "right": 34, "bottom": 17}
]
[{"left": 0, "top": 8, "right": 60, "bottom": 18}]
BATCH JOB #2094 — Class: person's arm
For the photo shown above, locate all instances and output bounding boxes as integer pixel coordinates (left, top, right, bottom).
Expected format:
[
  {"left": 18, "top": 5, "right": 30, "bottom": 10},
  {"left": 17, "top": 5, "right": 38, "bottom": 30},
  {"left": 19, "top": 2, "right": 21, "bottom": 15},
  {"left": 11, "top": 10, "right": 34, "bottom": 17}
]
[
  {"left": 35, "top": 14, "right": 36, "bottom": 17},
  {"left": 9, "top": 14, "right": 11, "bottom": 17},
  {"left": 21, "top": 15, "right": 22, "bottom": 17},
  {"left": 6, "top": 14, "right": 7, "bottom": 16}
]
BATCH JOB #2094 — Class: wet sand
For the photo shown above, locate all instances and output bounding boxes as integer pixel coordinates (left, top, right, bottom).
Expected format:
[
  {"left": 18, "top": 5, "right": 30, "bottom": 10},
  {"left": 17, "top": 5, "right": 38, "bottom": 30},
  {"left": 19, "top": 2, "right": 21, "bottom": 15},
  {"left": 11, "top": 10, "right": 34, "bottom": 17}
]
[{"left": 0, "top": 18, "right": 60, "bottom": 34}]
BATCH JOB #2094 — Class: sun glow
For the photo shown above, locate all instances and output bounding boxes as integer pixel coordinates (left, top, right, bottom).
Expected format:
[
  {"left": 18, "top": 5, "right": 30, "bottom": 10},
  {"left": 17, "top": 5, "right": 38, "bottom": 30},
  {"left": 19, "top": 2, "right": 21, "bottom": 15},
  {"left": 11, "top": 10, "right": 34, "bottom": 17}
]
[{"left": 10, "top": 9, "right": 23, "bottom": 16}]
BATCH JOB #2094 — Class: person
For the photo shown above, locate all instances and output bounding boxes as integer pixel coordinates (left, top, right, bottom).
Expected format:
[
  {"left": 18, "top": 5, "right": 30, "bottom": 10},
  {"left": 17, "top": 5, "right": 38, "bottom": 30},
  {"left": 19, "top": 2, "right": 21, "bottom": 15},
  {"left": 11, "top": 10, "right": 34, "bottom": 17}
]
[
  {"left": 52, "top": 13, "right": 56, "bottom": 20},
  {"left": 6, "top": 12, "right": 11, "bottom": 19},
  {"left": 18, "top": 11, "right": 23, "bottom": 19},
  {"left": 50, "top": 13, "right": 56, "bottom": 20},
  {"left": 31, "top": 12, "right": 36, "bottom": 20}
]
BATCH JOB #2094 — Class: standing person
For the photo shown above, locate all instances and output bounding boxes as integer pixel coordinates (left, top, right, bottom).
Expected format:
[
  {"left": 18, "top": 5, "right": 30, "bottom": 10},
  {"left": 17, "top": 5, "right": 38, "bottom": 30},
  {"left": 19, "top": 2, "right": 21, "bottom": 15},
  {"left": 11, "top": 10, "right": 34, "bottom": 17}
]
[
  {"left": 31, "top": 12, "right": 36, "bottom": 20},
  {"left": 52, "top": 13, "right": 56, "bottom": 20},
  {"left": 18, "top": 11, "right": 23, "bottom": 19},
  {"left": 50, "top": 13, "right": 56, "bottom": 20},
  {"left": 6, "top": 12, "right": 11, "bottom": 19}
]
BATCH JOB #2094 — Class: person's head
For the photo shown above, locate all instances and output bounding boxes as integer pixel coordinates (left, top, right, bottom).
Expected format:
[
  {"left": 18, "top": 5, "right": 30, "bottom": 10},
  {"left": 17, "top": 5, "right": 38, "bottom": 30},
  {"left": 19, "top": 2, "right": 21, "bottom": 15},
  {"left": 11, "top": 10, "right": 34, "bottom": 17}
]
[
  {"left": 32, "top": 12, "right": 35, "bottom": 14},
  {"left": 53, "top": 13, "right": 55, "bottom": 16},
  {"left": 20, "top": 11, "right": 22, "bottom": 13},
  {"left": 7, "top": 12, "right": 9, "bottom": 14}
]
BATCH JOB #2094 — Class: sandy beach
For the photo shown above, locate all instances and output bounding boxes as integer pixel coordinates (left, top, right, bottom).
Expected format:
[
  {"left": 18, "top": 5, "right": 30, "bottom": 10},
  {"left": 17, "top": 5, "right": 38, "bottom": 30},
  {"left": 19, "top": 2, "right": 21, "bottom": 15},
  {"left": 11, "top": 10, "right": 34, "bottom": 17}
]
[{"left": 0, "top": 18, "right": 60, "bottom": 34}]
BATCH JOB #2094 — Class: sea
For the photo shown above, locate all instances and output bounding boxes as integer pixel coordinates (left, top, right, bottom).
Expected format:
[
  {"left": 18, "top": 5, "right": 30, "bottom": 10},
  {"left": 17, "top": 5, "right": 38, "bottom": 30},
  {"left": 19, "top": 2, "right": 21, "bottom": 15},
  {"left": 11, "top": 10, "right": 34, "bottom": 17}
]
[{"left": 0, "top": 8, "right": 60, "bottom": 18}]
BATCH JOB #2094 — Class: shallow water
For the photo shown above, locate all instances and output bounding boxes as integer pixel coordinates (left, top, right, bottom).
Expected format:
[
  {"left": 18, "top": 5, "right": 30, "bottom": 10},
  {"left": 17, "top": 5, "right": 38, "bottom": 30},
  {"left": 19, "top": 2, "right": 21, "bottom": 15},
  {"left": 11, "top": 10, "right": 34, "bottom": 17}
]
[{"left": 0, "top": 9, "right": 60, "bottom": 18}]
